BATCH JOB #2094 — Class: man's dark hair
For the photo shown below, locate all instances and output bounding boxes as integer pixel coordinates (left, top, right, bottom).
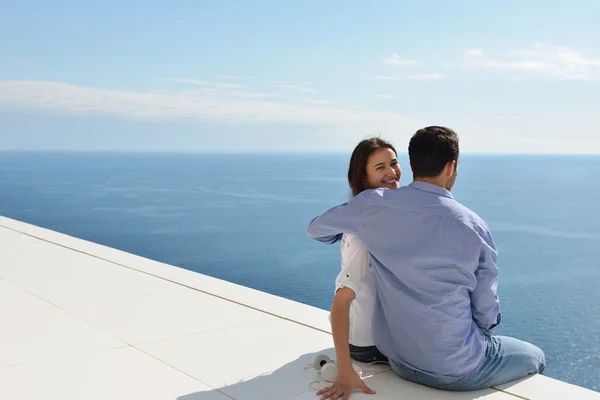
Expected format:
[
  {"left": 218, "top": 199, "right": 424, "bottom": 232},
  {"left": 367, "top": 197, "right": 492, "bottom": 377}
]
[{"left": 408, "top": 126, "right": 459, "bottom": 178}]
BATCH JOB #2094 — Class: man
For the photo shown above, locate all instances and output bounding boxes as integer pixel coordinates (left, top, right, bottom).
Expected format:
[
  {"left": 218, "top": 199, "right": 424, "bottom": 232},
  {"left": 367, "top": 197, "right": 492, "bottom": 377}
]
[{"left": 308, "top": 126, "right": 545, "bottom": 397}]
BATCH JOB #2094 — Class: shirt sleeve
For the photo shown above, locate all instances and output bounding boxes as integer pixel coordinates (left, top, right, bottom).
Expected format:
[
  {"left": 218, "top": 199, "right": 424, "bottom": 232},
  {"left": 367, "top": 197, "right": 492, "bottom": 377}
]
[
  {"left": 335, "top": 234, "right": 369, "bottom": 295},
  {"left": 470, "top": 226, "right": 502, "bottom": 336},
  {"left": 306, "top": 190, "right": 370, "bottom": 244}
]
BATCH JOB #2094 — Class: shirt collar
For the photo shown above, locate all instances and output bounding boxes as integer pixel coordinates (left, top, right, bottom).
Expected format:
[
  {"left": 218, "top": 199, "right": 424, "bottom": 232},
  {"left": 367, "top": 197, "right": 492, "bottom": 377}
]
[{"left": 409, "top": 181, "right": 454, "bottom": 199}]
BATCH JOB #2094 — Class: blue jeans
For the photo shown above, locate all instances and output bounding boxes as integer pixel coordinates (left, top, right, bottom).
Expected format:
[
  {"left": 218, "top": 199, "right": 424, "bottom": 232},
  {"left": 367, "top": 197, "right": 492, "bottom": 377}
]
[
  {"left": 389, "top": 336, "right": 546, "bottom": 391},
  {"left": 349, "top": 345, "right": 389, "bottom": 364}
]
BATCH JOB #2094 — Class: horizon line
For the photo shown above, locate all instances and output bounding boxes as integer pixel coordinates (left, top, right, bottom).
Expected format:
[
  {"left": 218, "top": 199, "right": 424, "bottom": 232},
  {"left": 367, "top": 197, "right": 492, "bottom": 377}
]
[{"left": 1, "top": 150, "right": 600, "bottom": 157}]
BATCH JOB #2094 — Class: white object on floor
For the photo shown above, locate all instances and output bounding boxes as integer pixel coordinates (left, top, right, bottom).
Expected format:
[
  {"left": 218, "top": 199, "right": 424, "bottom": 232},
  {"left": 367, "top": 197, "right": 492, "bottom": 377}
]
[{"left": 312, "top": 354, "right": 363, "bottom": 382}]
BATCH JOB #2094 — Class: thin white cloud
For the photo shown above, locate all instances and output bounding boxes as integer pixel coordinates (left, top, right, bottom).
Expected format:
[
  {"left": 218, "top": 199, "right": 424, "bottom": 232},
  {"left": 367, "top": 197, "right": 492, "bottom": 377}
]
[
  {"left": 230, "top": 90, "right": 331, "bottom": 105},
  {"left": 465, "top": 43, "right": 600, "bottom": 80},
  {"left": 16, "top": 61, "right": 36, "bottom": 68},
  {"left": 212, "top": 82, "right": 246, "bottom": 88},
  {"left": 376, "top": 94, "right": 399, "bottom": 99},
  {"left": 383, "top": 53, "right": 419, "bottom": 67},
  {"left": 376, "top": 73, "right": 446, "bottom": 81},
  {"left": 295, "top": 98, "right": 332, "bottom": 105},
  {"left": 198, "top": 88, "right": 219, "bottom": 95},
  {"left": 0, "top": 81, "right": 421, "bottom": 130},
  {"left": 154, "top": 78, "right": 245, "bottom": 88},
  {"left": 564, "top": 73, "right": 589, "bottom": 80},
  {"left": 375, "top": 76, "right": 404, "bottom": 81},
  {"left": 216, "top": 74, "right": 243, "bottom": 80},
  {"left": 231, "top": 91, "right": 282, "bottom": 99},
  {"left": 465, "top": 49, "right": 484, "bottom": 57},
  {"left": 271, "top": 83, "right": 317, "bottom": 93},
  {"left": 154, "top": 78, "right": 209, "bottom": 85},
  {"left": 409, "top": 73, "right": 446, "bottom": 80},
  {"left": 176, "top": 88, "right": 221, "bottom": 96}
]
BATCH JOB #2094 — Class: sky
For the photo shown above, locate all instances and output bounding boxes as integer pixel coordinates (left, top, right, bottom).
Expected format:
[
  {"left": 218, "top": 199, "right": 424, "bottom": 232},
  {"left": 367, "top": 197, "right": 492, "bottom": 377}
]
[{"left": 1, "top": 0, "right": 599, "bottom": 154}]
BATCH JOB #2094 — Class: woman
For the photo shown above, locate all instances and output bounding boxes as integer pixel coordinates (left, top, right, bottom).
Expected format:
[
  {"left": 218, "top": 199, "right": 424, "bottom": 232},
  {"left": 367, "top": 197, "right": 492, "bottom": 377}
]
[{"left": 319, "top": 137, "right": 401, "bottom": 399}]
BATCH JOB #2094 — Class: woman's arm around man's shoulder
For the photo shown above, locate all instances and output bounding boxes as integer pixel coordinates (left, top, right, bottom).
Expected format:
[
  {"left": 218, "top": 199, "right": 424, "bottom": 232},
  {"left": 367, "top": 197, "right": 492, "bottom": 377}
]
[{"left": 306, "top": 191, "right": 372, "bottom": 244}]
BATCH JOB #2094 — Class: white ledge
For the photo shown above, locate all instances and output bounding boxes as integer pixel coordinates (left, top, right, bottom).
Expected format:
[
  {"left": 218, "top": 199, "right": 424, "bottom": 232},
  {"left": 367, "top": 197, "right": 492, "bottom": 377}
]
[{"left": 1, "top": 215, "right": 598, "bottom": 400}]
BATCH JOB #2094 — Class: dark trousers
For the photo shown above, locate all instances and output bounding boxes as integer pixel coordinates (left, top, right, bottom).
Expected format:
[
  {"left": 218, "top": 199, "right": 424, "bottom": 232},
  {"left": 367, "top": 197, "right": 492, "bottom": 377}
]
[{"left": 349, "top": 344, "right": 389, "bottom": 364}]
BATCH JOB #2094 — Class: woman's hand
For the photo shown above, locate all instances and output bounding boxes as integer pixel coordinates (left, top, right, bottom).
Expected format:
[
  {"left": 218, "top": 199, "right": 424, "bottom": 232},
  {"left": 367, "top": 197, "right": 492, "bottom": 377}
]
[
  {"left": 316, "top": 369, "right": 375, "bottom": 400},
  {"left": 324, "top": 285, "right": 375, "bottom": 399}
]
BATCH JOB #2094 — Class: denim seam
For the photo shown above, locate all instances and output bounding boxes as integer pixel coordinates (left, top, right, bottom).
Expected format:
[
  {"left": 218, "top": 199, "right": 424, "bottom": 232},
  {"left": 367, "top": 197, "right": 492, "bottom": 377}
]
[{"left": 497, "top": 351, "right": 544, "bottom": 366}]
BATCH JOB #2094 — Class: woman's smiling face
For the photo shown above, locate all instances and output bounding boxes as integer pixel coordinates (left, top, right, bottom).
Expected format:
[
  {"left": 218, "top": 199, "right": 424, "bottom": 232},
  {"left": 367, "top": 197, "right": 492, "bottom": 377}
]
[{"left": 364, "top": 148, "right": 401, "bottom": 190}]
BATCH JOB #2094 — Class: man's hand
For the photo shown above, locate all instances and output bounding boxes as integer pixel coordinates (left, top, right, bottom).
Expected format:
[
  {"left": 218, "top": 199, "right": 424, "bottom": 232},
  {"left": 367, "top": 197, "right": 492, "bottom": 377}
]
[{"left": 316, "top": 370, "right": 375, "bottom": 400}]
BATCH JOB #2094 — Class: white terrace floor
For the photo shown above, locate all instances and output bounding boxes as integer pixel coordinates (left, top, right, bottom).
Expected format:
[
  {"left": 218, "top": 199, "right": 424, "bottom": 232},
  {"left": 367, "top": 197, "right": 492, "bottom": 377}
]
[{"left": 1, "top": 215, "right": 598, "bottom": 400}]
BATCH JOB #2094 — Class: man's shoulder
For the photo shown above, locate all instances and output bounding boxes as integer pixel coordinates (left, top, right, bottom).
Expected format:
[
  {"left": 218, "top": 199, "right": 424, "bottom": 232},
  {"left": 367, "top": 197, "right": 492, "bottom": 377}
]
[
  {"left": 443, "top": 197, "right": 489, "bottom": 233},
  {"left": 352, "top": 187, "right": 403, "bottom": 206},
  {"left": 350, "top": 188, "right": 385, "bottom": 205}
]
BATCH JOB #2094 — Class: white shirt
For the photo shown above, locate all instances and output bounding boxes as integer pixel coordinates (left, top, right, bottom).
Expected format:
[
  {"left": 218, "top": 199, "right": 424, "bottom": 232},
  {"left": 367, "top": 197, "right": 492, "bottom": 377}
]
[{"left": 333, "top": 233, "right": 377, "bottom": 347}]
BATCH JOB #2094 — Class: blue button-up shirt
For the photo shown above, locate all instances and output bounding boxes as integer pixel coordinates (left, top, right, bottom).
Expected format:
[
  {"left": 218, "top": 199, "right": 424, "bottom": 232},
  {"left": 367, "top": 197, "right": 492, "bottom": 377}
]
[{"left": 307, "top": 181, "right": 501, "bottom": 377}]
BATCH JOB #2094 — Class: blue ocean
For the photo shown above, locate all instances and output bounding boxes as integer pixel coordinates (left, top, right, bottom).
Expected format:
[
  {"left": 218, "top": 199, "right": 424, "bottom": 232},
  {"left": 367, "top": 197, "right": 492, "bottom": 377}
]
[{"left": 0, "top": 152, "right": 599, "bottom": 391}]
